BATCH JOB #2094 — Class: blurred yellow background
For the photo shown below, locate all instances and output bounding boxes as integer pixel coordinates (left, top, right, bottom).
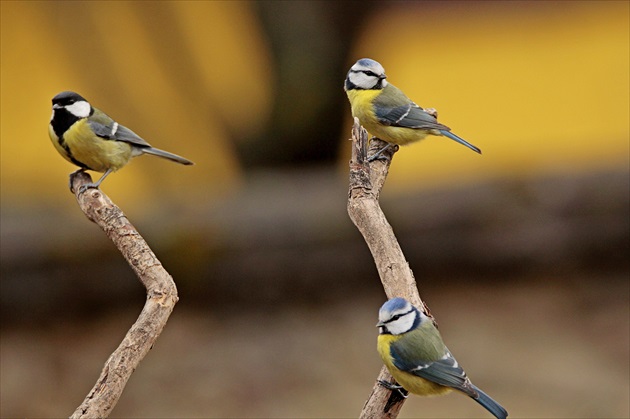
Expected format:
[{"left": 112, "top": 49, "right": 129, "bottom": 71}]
[
  {"left": 1, "top": 1, "right": 268, "bottom": 206},
  {"left": 1, "top": 1, "right": 628, "bottom": 418},
  {"left": 343, "top": 1, "right": 629, "bottom": 191},
  {"left": 2, "top": 1, "right": 627, "bottom": 202}
]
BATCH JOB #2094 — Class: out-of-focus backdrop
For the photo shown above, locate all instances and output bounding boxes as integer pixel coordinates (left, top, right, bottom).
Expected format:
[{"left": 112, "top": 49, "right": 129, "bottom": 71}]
[{"left": 1, "top": 1, "right": 628, "bottom": 417}]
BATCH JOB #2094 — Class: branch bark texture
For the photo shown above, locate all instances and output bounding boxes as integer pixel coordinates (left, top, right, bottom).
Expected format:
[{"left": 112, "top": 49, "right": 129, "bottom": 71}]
[
  {"left": 68, "top": 171, "right": 179, "bottom": 419},
  {"left": 347, "top": 119, "right": 430, "bottom": 418}
]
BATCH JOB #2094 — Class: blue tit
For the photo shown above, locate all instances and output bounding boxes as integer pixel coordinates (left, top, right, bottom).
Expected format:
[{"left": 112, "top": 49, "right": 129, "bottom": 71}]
[
  {"left": 344, "top": 58, "right": 481, "bottom": 155},
  {"left": 377, "top": 298, "right": 507, "bottom": 419},
  {"left": 49, "top": 91, "right": 193, "bottom": 190}
]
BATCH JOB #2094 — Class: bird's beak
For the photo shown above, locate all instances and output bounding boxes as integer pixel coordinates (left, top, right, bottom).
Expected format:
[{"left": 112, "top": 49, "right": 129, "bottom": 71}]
[
  {"left": 376, "top": 321, "right": 385, "bottom": 327},
  {"left": 379, "top": 75, "right": 387, "bottom": 80},
  {"left": 52, "top": 103, "right": 62, "bottom": 110}
]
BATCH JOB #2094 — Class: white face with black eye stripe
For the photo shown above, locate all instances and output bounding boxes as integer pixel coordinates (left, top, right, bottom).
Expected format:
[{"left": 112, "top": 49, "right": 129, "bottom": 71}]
[
  {"left": 378, "top": 298, "right": 421, "bottom": 335},
  {"left": 51, "top": 91, "right": 92, "bottom": 119},
  {"left": 346, "top": 58, "right": 388, "bottom": 90}
]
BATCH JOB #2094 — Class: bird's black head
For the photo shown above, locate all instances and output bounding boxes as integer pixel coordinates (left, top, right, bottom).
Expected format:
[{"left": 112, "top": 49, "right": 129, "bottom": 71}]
[
  {"left": 50, "top": 91, "right": 92, "bottom": 138},
  {"left": 52, "top": 91, "right": 88, "bottom": 107}
]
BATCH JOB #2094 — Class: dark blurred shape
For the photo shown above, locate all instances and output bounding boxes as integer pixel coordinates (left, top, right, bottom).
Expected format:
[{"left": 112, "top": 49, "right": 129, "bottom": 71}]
[
  {"left": 240, "top": 2, "right": 376, "bottom": 167},
  {"left": 2, "top": 169, "right": 628, "bottom": 325}
]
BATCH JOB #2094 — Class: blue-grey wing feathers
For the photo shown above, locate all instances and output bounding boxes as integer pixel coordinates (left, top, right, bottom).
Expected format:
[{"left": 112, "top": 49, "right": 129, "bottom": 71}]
[
  {"left": 390, "top": 343, "right": 507, "bottom": 419},
  {"left": 408, "top": 352, "right": 470, "bottom": 390},
  {"left": 375, "top": 101, "right": 451, "bottom": 131},
  {"left": 88, "top": 120, "right": 152, "bottom": 148},
  {"left": 88, "top": 120, "right": 193, "bottom": 165},
  {"left": 390, "top": 346, "right": 470, "bottom": 391},
  {"left": 113, "top": 124, "right": 153, "bottom": 148},
  {"left": 371, "top": 83, "right": 482, "bottom": 154},
  {"left": 88, "top": 120, "right": 116, "bottom": 140}
]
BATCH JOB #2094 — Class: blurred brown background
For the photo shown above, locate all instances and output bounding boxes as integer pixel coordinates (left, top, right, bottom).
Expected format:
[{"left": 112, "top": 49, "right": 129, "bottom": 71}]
[{"left": 1, "top": 1, "right": 628, "bottom": 418}]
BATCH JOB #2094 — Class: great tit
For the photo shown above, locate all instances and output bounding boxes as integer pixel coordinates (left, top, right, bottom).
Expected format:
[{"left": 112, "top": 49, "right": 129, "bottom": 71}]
[
  {"left": 344, "top": 58, "right": 481, "bottom": 156},
  {"left": 377, "top": 298, "right": 508, "bottom": 419},
  {"left": 49, "top": 91, "right": 193, "bottom": 190}
]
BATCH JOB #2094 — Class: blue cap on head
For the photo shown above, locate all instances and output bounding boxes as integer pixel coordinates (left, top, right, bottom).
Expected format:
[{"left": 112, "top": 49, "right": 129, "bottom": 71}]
[
  {"left": 356, "top": 58, "right": 380, "bottom": 67},
  {"left": 380, "top": 297, "right": 410, "bottom": 313}
]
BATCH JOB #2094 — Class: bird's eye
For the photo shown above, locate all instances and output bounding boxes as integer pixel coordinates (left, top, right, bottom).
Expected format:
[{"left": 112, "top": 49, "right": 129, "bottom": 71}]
[
  {"left": 390, "top": 314, "right": 401, "bottom": 321},
  {"left": 363, "top": 70, "right": 377, "bottom": 77}
]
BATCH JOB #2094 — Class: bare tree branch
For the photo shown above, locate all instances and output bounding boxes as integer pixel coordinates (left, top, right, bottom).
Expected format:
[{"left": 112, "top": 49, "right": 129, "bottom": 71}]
[
  {"left": 347, "top": 118, "right": 431, "bottom": 419},
  {"left": 68, "top": 171, "right": 179, "bottom": 419}
]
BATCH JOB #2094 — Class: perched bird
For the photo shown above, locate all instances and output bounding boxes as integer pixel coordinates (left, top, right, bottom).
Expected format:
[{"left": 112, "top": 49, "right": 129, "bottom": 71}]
[
  {"left": 49, "top": 91, "right": 193, "bottom": 190},
  {"left": 344, "top": 58, "right": 481, "bottom": 156},
  {"left": 377, "top": 297, "right": 507, "bottom": 419}
]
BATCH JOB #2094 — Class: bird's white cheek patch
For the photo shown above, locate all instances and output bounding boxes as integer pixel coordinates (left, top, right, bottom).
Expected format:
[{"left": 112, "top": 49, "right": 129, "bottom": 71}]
[
  {"left": 66, "top": 100, "right": 91, "bottom": 118},
  {"left": 350, "top": 72, "right": 378, "bottom": 89}
]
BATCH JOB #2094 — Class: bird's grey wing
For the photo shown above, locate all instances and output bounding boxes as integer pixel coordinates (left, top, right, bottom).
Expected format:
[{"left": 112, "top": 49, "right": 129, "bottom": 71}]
[
  {"left": 374, "top": 98, "right": 451, "bottom": 131},
  {"left": 112, "top": 124, "right": 152, "bottom": 148},
  {"left": 87, "top": 120, "right": 115, "bottom": 139},
  {"left": 390, "top": 343, "right": 477, "bottom": 396},
  {"left": 88, "top": 120, "right": 152, "bottom": 148}
]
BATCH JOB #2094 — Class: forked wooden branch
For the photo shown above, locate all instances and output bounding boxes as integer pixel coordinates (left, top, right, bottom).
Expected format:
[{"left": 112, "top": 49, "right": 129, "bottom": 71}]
[
  {"left": 68, "top": 171, "right": 179, "bottom": 419},
  {"left": 347, "top": 118, "right": 431, "bottom": 419}
]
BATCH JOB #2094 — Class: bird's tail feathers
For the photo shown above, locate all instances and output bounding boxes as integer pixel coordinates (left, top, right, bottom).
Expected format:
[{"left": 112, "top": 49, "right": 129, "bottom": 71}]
[
  {"left": 142, "top": 147, "right": 194, "bottom": 165},
  {"left": 440, "top": 130, "right": 482, "bottom": 154},
  {"left": 471, "top": 385, "right": 508, "bottom": 419}
]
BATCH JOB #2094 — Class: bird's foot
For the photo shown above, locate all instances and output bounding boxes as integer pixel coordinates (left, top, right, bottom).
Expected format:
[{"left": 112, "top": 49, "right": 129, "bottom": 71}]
[
  {"left": 77, "top": 182, "right": 100, "bottom": 194},
  {"left": 70, "top": 168, "right": 111, "bottom": 194},
  {"left": 367, "top": 143, "right": 398, "bottom": 162},
  {"left": 378, "top": 380, "right": 409, "bottom": 398}
]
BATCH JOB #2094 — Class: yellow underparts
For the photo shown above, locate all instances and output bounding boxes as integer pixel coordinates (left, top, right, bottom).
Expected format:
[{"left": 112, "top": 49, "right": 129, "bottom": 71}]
[
  {"left": 49, "top": 119, "right": 133, "bottom": 172},
  {"left": 377, "top": 334, "right": 452, "bottom": 396},
  {"left": 346, "top": 89, "right": 438, "bottom": 146}
]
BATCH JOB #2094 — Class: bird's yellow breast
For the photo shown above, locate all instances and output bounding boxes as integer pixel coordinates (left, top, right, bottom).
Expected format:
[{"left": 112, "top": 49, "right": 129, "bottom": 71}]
[
  {"left": 346, "top": 89, "right": 432, "bottom": 146},
  {"left": 51, "top": 119, "right": 134, "bottom": 173},
  {"left": 346, "top": 89, "right": 380, "bottom": 126},
  {"left": 377, "top": 334, "right": 451, "bottom": 396}
]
